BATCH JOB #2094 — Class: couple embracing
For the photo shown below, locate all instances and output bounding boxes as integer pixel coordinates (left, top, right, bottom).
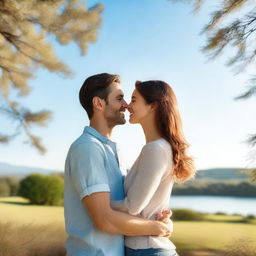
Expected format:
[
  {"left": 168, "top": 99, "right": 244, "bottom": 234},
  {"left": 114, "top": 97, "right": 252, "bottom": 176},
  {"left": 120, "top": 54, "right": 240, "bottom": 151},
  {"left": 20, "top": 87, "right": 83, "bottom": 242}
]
[{"left": 64, "top": 73, "right": 195, "bottom": 256}]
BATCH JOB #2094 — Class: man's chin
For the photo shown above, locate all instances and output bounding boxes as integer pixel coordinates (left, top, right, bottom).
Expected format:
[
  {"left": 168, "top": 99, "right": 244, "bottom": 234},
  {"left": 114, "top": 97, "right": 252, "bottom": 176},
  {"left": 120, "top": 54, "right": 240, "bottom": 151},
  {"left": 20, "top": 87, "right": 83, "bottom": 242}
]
[
  {"left": 119, "top": 118, "right": 126, "bottom": 125},
  {"left": 119, "top": 114, "right": 126, "bottom": 124}
]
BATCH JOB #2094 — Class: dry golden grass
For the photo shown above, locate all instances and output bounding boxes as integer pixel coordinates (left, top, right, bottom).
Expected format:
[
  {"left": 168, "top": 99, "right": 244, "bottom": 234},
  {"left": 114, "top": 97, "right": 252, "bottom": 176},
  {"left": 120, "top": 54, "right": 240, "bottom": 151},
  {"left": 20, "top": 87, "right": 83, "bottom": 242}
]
[
  {"left": 0, "top": 197, "right": 66, "bottom": 256},
  {"left": 1, "top": 197, "right": 255, "bottom": 256},
  {"left": 223, "top": 239, "right": 256, "bottom": 256},
  {"left": 0, "top": 222, "right": 66, "bottom": 256}
]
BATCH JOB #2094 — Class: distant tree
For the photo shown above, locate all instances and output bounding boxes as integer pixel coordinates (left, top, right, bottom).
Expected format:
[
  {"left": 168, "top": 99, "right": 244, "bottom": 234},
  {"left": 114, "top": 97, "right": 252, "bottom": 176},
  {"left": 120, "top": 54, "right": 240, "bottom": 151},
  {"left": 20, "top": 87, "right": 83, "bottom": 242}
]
[
  {"left": 171, "top": 0, "right": 256, "bottom": 174},
  {"left": 18, "top": 173, "right": 64, "bottom": 205},
  {"left": 5, "top": 177, "right": 19, "bottom": 196},
  {"left": 0, "top": 0, "right": 103, "bottom": 153},
  {"left": 0, "top": 176, "right": 19, "bottom": 196},
  {"left": 0, "top": 181, "right": 10, "bottom": 196},
  {"left": 172, "top": 209, "right": 205, "bottom": 221},
  {"left": 42, "top": 175, "right": 64, "bottom": 205}
]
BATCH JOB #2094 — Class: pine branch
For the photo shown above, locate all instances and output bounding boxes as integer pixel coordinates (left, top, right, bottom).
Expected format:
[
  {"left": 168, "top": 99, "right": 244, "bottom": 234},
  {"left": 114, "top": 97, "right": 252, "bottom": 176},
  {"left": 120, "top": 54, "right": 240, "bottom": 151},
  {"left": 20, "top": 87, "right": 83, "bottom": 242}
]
[
  {"left": 0, "top": 97, "right": 52, "bottom": 153},
  {"left": 0, "top": 0, "right": 103, "bottom": 152}
]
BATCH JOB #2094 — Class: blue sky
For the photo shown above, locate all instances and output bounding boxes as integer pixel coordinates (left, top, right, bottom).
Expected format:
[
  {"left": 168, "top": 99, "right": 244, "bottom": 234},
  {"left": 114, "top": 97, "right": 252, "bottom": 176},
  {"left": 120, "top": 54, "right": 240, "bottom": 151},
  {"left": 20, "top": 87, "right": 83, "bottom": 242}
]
[{"left": 0, "top": 0, "right": 255, "bottom": 171}]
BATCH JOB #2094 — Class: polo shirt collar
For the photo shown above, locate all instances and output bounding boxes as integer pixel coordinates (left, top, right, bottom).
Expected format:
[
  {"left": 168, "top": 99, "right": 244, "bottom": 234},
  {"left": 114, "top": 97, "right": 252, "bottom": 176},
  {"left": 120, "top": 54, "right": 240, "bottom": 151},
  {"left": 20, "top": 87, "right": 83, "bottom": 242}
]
[{"left": 84, "top": 126, "right": 113, "bottom": 144}]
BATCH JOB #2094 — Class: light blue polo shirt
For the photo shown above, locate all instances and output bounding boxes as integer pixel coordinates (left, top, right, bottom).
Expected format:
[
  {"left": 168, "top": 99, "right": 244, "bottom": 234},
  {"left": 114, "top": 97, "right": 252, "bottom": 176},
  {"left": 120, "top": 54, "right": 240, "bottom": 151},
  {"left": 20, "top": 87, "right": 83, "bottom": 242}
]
[{"left": 64, "top": 126, "right": 125, "bottom": 256}]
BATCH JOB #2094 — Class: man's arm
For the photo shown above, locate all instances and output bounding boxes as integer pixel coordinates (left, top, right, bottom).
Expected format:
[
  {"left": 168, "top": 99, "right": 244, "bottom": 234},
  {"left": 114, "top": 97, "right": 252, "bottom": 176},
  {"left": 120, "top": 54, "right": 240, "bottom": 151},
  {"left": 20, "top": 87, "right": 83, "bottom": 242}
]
[
  {"left": 110, "top": 199, "right": 128, "bottom": 213},
  {"left": 82, "top": 192, "right": 171, "bottom": 237}
]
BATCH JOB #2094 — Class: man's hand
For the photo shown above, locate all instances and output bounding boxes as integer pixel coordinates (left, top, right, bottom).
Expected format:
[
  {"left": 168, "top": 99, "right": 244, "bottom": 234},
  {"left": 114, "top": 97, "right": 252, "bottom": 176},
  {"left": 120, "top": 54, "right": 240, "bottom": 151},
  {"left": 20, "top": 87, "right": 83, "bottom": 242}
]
[{"left": 154, "top": 221, "right": 172, "bottom": 237}]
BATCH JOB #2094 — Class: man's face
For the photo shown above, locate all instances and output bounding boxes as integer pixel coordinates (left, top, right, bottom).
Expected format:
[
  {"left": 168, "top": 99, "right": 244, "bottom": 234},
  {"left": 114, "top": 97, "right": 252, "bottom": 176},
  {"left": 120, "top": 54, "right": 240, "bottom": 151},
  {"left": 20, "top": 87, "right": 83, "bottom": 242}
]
[{"left": 103, "top": 82, "right": 128, "bottom": 128}]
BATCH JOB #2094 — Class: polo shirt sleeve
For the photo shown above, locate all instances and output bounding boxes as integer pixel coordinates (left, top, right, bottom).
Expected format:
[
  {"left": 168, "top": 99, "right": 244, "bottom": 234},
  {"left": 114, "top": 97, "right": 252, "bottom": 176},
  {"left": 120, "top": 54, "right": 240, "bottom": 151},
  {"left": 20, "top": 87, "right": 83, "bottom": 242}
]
[{"left": 69, "top": 142, "right": 110, "bottom": 199}]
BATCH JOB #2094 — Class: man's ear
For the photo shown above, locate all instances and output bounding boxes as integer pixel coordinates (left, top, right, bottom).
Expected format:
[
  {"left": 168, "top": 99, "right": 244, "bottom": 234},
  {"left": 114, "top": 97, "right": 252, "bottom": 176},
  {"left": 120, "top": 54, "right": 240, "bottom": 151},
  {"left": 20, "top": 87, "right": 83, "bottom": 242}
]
[{"left": 92, "top": 96, "right": 105, "bottom": 111}]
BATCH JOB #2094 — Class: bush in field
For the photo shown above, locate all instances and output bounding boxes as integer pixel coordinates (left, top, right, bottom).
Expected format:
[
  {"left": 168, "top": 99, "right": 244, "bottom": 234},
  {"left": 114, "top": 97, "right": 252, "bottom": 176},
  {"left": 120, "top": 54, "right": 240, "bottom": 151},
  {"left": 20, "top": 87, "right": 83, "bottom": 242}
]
[
  {"left": 215, "top": 211, "right": 227, "bottom": 215},
  {"left": 0, "top": 177, "right": 19, "bottom": 197},
  {"left": 0, "top": 182, "right": 10, "bottom": 197},
  {"left": 18, "top": 174, "right": 63, "bottom": 205},
  {"left": 5, "top": 177, "right": 19, "bottom": 196},
  {"left": 172, "top": 209, "right": 205, "bottom": 221},
  {"left": 246, "top": 214, "right": 255, "bottom": 219}
]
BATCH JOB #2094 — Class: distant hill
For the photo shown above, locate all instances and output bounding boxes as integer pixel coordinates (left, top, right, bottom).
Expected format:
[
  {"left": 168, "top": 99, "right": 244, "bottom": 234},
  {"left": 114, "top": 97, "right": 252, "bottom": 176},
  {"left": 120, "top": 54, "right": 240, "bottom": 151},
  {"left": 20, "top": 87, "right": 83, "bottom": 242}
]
[
  {"left": 0, "top": 162, "right": 62, "bottom": 178},
  {"left": 195, "top": 168, "right": 251, "bottom": 180},
  {"left": 0, "top": 162, "right": 252, "bottom": 180}
]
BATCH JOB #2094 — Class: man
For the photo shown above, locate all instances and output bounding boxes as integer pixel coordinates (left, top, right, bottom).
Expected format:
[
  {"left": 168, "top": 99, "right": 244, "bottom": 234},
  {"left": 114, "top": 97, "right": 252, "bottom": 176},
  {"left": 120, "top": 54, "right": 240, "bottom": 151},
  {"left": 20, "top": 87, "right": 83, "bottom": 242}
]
[{"left": 64, "top": 73, "right": 171, "bottom": 256}]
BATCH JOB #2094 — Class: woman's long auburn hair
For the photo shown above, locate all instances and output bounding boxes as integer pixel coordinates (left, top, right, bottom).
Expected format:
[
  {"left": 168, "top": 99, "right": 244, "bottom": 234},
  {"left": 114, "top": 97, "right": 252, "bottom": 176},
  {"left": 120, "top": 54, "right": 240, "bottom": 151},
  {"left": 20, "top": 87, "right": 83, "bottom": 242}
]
[{"left": 135, "top": 80, "right": 196, "bottom": 183}]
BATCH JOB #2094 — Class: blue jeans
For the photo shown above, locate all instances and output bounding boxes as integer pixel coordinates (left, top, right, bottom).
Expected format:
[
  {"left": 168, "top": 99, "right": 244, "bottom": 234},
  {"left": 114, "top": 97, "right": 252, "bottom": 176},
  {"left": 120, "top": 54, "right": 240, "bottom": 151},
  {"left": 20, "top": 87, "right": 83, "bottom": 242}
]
[{"left": 125, "top": 247, "right": 179, "bottom": 256}]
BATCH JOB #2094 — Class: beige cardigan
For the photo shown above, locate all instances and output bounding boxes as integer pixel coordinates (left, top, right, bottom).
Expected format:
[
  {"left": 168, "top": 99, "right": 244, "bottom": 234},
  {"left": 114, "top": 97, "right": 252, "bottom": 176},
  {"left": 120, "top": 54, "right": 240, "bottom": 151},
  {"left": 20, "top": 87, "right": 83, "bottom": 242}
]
[{"left": 112, "top": 138, "right": 176, "bottom": 250}]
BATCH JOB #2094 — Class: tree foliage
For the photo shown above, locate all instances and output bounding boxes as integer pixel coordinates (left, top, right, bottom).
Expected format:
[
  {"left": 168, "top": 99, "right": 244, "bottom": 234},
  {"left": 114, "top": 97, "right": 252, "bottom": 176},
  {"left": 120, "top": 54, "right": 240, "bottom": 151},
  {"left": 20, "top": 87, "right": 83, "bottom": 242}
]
[
  {"left": 18, "top": 173, "right": 64, "bottom": 205},
  {"left": 0, "top": 176, "right": 19, "bottom": 196},
  {"left": 0, "top": 181, "right": 10, "bottom": 196},
  {"left": 173, "top": 180, "right": 256, "bottom": 197},
  {"left": 0, "top": 0, "right": 103, "bottom": 153},
  {"left": 172, "top": 0, "right": 256, "bottom": 174}
]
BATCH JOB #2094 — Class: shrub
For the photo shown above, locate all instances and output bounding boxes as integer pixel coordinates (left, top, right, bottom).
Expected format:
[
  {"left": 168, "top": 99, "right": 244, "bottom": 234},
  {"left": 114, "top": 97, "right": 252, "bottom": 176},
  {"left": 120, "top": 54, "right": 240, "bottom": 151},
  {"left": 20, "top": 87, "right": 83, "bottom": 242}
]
[
  {"left": 0, "top": 177, "right": 19, "bottom": 197},
  {"left": 232, "top": 213, "right": 242, "bottom": 216},
  {"left": 246, "top": 214, "right": 255, "bottom": 219},
  {"left": 0, "top": 182, "right": 10, "bottom": 197},
  {"left": 6, "top": 177, "right": 20, "bottom": 196},
  {"left": 172, "top": 209, "right": 205, "bottom": 221},
  {"left": 18, "top": 174, "right": 64, "bottom": 205},
  {"left": 215, "top": 211, "right": 227, "bottom": 215}
]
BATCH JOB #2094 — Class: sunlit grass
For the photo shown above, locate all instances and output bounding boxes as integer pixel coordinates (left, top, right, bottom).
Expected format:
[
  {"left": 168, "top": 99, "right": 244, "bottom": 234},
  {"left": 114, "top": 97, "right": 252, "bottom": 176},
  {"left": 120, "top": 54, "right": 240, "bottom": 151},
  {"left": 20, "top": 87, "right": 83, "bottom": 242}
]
[
  {"left": 172, "top": 221, "right": 256, "bottom": 251},
  {"left": 0, "top": 197, "right": 64, "bottom": 226},
  {"left": 1, "top": 197, "right": 255, "bottom": 255},
  {"left": 204, "top": 213, "right": 256, "bottom": 224}
]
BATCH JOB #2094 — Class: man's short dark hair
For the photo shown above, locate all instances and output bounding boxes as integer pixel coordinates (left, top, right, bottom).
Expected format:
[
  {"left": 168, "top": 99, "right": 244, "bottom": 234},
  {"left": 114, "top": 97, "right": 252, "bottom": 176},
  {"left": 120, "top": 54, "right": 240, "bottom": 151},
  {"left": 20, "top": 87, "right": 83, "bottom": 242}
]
[{"left": 79, "top": 73, "right": 120, "bottom": 119}]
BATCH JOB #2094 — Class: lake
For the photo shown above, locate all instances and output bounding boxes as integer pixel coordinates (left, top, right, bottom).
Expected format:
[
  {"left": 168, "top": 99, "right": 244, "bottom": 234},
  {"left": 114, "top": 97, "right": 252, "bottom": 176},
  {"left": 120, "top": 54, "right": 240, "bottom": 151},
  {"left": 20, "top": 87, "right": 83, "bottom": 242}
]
[{"left": 170, "top": 195, "right": 256, "bottom": 216}]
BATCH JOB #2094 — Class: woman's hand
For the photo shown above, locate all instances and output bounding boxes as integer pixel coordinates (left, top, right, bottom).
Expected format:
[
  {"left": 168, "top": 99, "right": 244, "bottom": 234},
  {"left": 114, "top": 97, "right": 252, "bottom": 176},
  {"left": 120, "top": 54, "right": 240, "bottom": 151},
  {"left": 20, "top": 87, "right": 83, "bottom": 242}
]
[
  {"left": 155, "top": 209, "right": 173, "bottom": 237},
  {"left": 155, "top": 209, "right": 172, "bottom": 223}
]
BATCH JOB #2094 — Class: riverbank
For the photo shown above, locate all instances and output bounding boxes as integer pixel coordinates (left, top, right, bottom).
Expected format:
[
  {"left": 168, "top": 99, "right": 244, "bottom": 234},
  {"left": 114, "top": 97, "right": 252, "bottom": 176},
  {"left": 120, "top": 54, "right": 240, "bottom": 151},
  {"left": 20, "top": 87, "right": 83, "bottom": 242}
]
[{"left": 170, "top": 195, "right": 256, "bottom": 216}]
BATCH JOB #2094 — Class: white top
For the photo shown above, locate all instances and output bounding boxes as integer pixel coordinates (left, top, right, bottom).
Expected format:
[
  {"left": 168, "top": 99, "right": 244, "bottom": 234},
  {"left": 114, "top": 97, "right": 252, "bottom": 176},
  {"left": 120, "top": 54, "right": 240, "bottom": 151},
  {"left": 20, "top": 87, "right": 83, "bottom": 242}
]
[{"left": 113, "top": 138, "right": 176, "bottom": 250}]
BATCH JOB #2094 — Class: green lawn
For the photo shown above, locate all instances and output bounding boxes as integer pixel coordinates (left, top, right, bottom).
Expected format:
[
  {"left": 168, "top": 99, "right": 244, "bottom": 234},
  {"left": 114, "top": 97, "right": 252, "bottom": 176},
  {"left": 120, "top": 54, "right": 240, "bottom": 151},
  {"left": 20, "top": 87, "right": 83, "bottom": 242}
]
[
  {"left": 172, "top": 221, "right": 256, "bottom": 251},
  {"left": 0, "top": 197, "right": 64, "bottom": 226},
  {"left": 1, "top": 197, "right": 255, "bottom": 253}
]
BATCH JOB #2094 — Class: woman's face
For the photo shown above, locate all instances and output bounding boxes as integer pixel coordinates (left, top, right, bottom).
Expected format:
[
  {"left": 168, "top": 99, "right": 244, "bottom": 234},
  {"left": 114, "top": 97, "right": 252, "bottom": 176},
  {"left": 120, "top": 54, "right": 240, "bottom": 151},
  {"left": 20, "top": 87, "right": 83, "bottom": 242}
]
[{"left": 128, "top": 89, "right": 152, "bottom": 124}]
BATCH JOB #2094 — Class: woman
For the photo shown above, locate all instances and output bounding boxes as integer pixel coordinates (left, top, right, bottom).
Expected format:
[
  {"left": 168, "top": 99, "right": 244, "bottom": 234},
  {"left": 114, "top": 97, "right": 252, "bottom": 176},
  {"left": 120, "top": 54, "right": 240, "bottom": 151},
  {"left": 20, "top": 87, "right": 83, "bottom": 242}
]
[{"left": 111, "top": 80, "right": 195, "bottom": 256}]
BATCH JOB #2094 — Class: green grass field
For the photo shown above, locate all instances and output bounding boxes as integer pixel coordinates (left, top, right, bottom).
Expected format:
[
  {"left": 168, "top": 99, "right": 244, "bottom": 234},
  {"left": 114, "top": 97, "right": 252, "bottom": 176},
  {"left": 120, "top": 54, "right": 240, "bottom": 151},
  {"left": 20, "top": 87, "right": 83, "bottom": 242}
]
[
  {"left": 172, "top": 221, "right": 256, "bottom": 251},
  {"left": 1, "top": 197, "right": 255, "bottom": 255},
  {"left": 0, "top": 197, "right": 64, "bottom": 226}
]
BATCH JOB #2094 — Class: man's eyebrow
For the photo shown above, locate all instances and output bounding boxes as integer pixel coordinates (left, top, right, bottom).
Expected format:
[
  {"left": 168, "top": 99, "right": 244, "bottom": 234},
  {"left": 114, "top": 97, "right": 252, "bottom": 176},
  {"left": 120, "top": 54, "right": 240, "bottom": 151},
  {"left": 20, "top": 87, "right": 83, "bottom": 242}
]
[
  {"left": 116, "top": 94, "right": 124, "bottom": 98},
  {"left": 132, "top": 96, "right": 136, "bottom": 99}
]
